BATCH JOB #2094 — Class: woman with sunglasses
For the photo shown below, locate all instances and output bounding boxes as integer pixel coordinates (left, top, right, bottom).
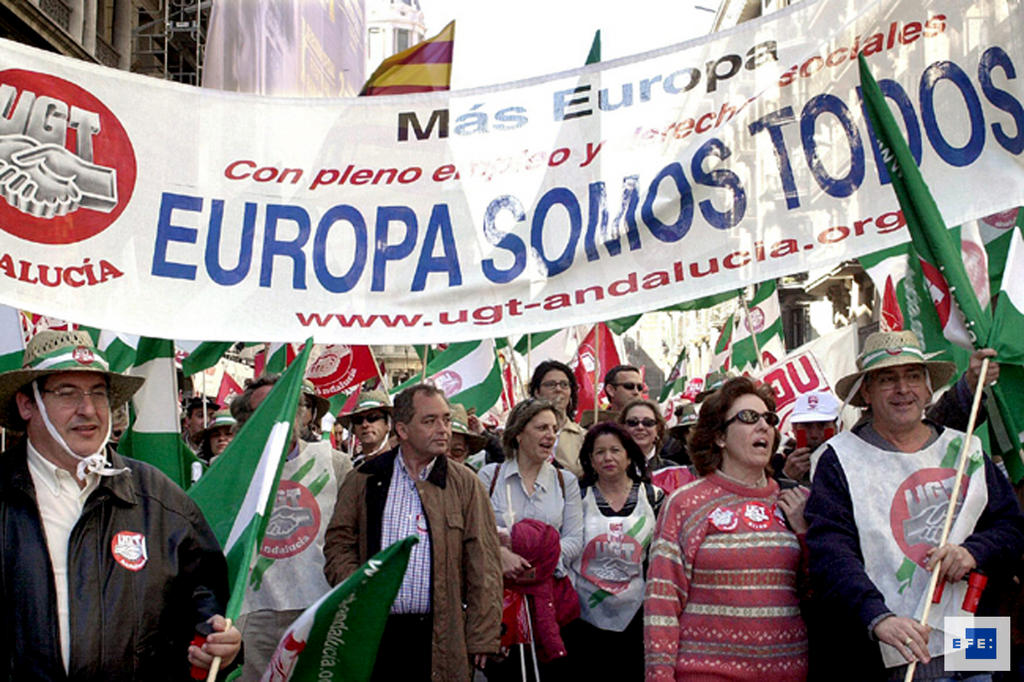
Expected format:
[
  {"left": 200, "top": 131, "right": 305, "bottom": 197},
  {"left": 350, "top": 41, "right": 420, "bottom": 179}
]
[
  {"left": 644, "top": 376, "right": 809, "bottom": 681},
  {"left": 567, "top": 422, "right": 662, "bottom": 680},
  {"left": 619, "top": 398, "right": 671, "bottom": 471}
]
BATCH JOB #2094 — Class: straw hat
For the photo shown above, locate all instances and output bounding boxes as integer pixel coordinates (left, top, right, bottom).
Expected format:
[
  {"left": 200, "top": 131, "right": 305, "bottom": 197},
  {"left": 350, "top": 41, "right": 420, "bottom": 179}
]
[
  {"left": 450, "top": 403, "right": 487, "bottom": 453},
  {"left": 835, "top": 330, "right": 957, "bottom": 407},
  {"left": 0, "top": 330, "right": 145, "bottom": 429},
  {"left": 668, "top": 402, "right": 699, "bottom": 439},
  {"left": 300, "top": 380, "right": 331, "bottom": 424},
  {"left": 336, "top": 389, "right": 392, "bottom": 428}
]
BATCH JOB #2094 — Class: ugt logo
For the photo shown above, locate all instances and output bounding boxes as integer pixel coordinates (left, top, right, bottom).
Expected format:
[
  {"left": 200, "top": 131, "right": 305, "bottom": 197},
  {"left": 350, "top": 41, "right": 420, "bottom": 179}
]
[
  {"left": 0, "top": 69, "right": 135, "bottom": 244},
  {"left": 952, "top": 628, "right": 998, "bottom": 660}
]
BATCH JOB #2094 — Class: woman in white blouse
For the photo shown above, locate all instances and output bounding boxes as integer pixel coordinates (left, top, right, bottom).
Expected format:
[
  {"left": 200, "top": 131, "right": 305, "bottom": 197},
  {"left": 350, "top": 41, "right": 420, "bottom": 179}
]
[{"left": 479, "top": 399, "right": 584, "bottom": 579}]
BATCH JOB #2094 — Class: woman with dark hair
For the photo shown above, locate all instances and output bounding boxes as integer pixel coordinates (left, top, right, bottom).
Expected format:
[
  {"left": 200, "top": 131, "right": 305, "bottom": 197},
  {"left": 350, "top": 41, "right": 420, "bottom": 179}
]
[
  {"left": 619, "top": 398, "right": 671, "bottom": 472},
  {"left": 197, "top": 410, "right": 236, "bottom": 464},
  {"left": 529, "top": 360, "right": 585, "bottom": 478},
  {"left": 568, "top": 422, "right": 662, "bottom": 679},
  {"left": 644, "top": 376, "right": 809, "bottom": 681}
]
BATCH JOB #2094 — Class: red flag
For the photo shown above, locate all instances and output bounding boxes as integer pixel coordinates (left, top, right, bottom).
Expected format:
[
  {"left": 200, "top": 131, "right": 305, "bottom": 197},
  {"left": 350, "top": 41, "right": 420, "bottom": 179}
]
[
  {"left": 570, "top": 323, "right": 622, "bottom": 422},
  {"left": 500, "top": 589, "right": 532, "bottom": 647},
  {"left": 216, "top": 372, "right": 244, "bottom": 406},
  {"left": 306, "top": 345, "right": 379, "bottom": 398}
]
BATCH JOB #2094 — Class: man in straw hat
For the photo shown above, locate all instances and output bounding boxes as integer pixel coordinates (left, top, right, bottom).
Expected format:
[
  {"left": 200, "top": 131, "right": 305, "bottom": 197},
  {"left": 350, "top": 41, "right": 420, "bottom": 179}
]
[
  {"left": 229, "top": 375, "right": 351, "bottom": 682},
  {"left": 805, "top": 330, "right": 1024, "bottom": 680},
  {"left": 0, "top": 330, "right": 241, "bottom": 679},
  {"left": 336, "top": 388, "right": 393, "bottom": 467}
]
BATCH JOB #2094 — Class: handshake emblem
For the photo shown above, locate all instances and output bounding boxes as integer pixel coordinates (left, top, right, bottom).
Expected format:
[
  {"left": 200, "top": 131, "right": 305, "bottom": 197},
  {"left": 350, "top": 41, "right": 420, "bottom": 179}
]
[{"left": 0, "top": 134, "right": 117, "bottom": 218}]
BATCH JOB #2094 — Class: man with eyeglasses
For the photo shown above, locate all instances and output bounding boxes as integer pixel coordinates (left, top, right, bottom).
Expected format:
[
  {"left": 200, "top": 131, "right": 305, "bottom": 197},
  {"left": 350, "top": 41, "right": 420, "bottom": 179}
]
[
  {"left": 806, "top": 330, "right": 1024, "bottom": 681},
  {"left": 229, "top": 376, "right": 351, "bottom": 682},
  {"left": 336, "top": 389, "right": 393, "bottom": 467},
  {"left": 0, "top": 330, "right": 241, "bottom": 680}
]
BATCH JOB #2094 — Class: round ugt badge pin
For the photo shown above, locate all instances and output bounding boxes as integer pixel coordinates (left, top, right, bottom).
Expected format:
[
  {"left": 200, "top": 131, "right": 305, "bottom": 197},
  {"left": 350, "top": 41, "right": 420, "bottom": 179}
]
[{"left": 111, "top": 530, "right": 148, "bottom": 571}]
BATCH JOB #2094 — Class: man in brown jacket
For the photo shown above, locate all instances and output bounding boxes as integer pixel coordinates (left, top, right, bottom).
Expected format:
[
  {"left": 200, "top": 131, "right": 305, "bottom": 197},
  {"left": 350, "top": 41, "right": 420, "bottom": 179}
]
[{"left": 323, "top": 383, "right": 502, "bottom": 682}]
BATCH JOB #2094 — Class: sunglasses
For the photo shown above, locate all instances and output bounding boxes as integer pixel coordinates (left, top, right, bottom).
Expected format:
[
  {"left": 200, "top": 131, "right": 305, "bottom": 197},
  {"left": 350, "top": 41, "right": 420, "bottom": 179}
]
[
  {"left": 611, "top": 382, "right": 646, "bottom": 392},
  {"left": 624, "top": 417, "right": 657, "bottom": 428},
  {"left": 724, "top": 409, "right": 780, "bottom": 427},
  {"left": 351, "top": 413, "right": 386, "bottom": 426}
]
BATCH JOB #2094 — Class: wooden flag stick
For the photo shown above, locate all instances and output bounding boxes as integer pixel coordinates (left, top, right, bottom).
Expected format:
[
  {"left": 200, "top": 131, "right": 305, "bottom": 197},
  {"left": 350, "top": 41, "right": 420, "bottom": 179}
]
[
  {"left": 739, "top": 288, "right": 762, "bottom": 372},
  {"left": 592, "top": 324, "right": 601, "bottom": 425},
  {"left": 205, "top": 617, "right": 232, "bottom": 681},
  {"left": 903, "top": 357, "right": 989, "bottom": 681}
]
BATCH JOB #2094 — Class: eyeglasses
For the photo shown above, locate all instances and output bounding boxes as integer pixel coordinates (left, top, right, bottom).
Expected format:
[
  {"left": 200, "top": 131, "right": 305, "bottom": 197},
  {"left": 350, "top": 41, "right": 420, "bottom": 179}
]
[
  {"left": 540, "top": 380, "right": 571, "bottom": 390},
  {"left": 42, "top": 387, "right": 110, "bottom": 409},
  {"left": 611, "top": 382, "right": 645, "bottom": 392},
  {"left": 624, "top": 417, "right": 657, "bottom": 428},
  {"left": 351, "top": 413, "right": 386, "bottom": 426},
  {"left": 724, "top": 409, "right": 779, "bottom": 427}
]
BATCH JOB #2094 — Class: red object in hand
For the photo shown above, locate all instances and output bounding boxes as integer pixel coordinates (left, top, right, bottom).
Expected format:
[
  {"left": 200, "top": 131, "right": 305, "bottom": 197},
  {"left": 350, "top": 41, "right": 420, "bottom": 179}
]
[
  {"left": 190, "top": 622, "right": 214, "bottom": 680},
  {"left": 794, "top": 427, "right": 808, "bottom": 449},
  {"left": 931, "top": 578, "right": 945, "bottom": 604},
  {"left": 962, "top": 571, "right": 988, "bottom": 613}
]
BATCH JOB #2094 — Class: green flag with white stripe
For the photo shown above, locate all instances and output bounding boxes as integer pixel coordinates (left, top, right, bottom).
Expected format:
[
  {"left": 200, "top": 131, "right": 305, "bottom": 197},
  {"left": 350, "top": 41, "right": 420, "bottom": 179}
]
[
  {"left": 392, "top": 339, "right": 503, "bottom": 415},
  {"left": 188, "top": 340, "right": 313, "bottom": 620}
]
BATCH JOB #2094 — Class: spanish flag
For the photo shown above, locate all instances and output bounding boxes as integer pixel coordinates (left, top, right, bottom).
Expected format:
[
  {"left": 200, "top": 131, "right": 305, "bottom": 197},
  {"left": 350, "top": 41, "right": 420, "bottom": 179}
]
[{"left": 360, "top": 20, "right": 454, "bottom": 96}]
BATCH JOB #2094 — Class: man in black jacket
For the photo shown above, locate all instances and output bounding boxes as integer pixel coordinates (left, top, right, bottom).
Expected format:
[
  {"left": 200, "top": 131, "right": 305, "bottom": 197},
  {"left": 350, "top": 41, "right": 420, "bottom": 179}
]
[{"left": 0, "top": 330, "right": 241, "bottom": 680}]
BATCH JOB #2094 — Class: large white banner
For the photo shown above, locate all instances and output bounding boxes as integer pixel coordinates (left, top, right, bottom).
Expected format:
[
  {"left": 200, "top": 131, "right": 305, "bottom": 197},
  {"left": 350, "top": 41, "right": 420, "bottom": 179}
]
[{"left": 0, "top": 0, "right": 1021, "bottom": 343}]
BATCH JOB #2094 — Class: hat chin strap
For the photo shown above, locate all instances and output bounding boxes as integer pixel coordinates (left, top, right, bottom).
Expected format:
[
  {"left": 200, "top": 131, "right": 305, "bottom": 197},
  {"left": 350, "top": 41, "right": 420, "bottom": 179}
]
[{"left": 32, "top": 382, "right": 128, "bottom": 481}]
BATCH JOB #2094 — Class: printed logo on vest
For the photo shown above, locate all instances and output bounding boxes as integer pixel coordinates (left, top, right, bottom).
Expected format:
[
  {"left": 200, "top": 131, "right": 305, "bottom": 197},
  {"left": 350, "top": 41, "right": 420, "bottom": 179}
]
[
  {"left": 580, "top": 521, "right": 643, "bottom": 594},
  {"left": 889, "top": 467, "right": 966, "bottom": 567},
  {"left": 111, "top": 530, "right": 147, "bottom": 570},
  {"left": 261, "top": 479, "right": 320, "bottom": 559},
  {"left": 0, "top": 70, "right": 136, "bottom": 244}
]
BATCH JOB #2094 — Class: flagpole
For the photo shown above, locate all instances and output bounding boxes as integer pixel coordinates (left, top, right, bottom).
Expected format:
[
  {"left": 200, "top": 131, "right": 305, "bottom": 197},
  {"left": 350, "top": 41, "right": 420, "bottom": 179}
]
[
  {"left": 368, "top": 346, "right": 391, "bottom": 392},
  {"left": 504, "top": 337, "right": 527, "bottom": 401},
  {"left": 903, "top": 358, "right": 990, "bottom": 682},
  {"left": 527, "top": 334, "right": 533, "bottom": 376},
  {"left": 739, "top": 289, "right": 762, "bottom": 372},
  {"left": 420, "top": 345, "right": 429, "bottom": 383},
  {"left": 593, "top": 324, "right": 601, "bottom": 425},
  {"left": 204, "top": 617, "right": 232, "bottom": 681}
]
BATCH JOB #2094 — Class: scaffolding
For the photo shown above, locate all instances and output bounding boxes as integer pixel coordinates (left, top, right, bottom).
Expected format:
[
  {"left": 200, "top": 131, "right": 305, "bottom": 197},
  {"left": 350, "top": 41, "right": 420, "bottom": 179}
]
[{"left": 133, "top": 0, "right": 208, "bottom": 84}]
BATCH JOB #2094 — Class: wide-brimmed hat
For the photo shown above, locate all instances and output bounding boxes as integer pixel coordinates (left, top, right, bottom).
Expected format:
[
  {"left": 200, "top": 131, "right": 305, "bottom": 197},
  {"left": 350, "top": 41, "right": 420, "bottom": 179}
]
[
  {"left": 300, "top": 380, "right": 331, "bottom": 424},
  {"left": 668, "top": 402, "right": 698, "bottom": 439},
  {"left": 835, "top": 330, "right": 957, "bottom": 407},
  {"left": 0, "top": 330, "right": 145, "bottom": 429},
  {"left": 198, "top": 409, "right": 236, "bottom": 441},
  {"left": 337, "top": 389, "right": 392, "bottom": 428},
  {"left": 791, "top": 391, "right": 841, "bottom": 423},
  {"left": 450, "top": 403, "right": 488, "bottom": 453},
  {"left": 695, "top": 370, "right": 732, "bottom": 402}
]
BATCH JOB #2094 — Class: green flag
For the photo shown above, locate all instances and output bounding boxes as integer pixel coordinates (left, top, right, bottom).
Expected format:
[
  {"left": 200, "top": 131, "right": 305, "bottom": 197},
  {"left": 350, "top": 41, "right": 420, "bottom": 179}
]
[
  {"left": 711, "top": 313, "right": 734, "bottom": 371},
  {"left": 393, "top": 339, "right": 503, "bottom": 415},
  {"left": 261, "top": 537, "right": 417, "bottom": 682},
  {"left": 0, "top": 304, "right": 22, "bottom": 372},
  {"left": 860, "top": 54, "right": 1024, "bottom": 481},
  {"left": 182, "top": 341, "right": 236, "bottom": 376},
  {"left": 119, "top": 337, "right": 199, "bottom": 489},
  {"left": 188, "top": 340, "right": 313, "bottom": 619},
  {"left": 659, "top": 347, "right": 688, "bottom": 403},
  {"left": 731, "top": 281, "right": 785, "bottom": 371}
]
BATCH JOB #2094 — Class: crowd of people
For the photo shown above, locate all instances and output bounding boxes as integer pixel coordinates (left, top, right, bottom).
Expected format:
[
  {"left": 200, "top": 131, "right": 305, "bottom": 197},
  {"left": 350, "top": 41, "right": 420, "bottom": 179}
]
[{"left": 1, "top": 327, "right": 1023, "bottom": 681}]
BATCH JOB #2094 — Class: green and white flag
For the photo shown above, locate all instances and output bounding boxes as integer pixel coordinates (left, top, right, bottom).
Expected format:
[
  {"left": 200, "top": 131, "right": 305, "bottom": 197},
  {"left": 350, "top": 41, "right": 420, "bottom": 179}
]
[
  {"left": 78, "top": 326, "right": 139, "bottom": 373},
  {"left": 181, "top": 341, "right": 235, "bottom": 376},
  {"left": 119, "top": 338, "right": 199, "bottom": 489},
  {"left": 188, "top": 340, "right": 313, "bottom": 620},
  {"left": 0, "top": 304, "right": 22, "bottom": 372},
  {"left": 731, "top": 280, "right": 785, "bottom": 371},
  {"left": 659, "top": 347, "right": 688, "bottom": 403},
  {"left": 514, "top": 328, "right": 575, "bottom": 371},
  {"left": 393, "top": 339, "right": 503, "bottom": 415},
  {"left": 711, "top": 314, "right": 734, "bottom": 372},
  {"left": 259, "top": 536, "right": 417, "bottom": 682},
  {"left": 990, "top": 229, "right": 1024, "bottom": 365}
]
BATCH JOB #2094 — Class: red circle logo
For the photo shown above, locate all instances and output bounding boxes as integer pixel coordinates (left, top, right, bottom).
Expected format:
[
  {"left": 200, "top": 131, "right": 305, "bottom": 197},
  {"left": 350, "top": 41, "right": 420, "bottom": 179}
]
[
  {"left": 71, "top": 345, "right": 95, "bottom": 365},
  {"left": 0, "top": 69, "right": 135, "bottom": 244},
  {"left": 261, "top": 480, "right": 320, "bottom": 559},
  {"left": 889, "top": 467, "right": 965, "bottom": 566},
  {"left": 579, "top": 529, "right": 643, "bottom": 593}
]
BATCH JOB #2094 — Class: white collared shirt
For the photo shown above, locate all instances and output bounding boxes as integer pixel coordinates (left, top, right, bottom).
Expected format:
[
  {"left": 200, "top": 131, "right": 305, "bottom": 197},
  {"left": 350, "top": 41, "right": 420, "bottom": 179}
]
[{"left": 26, "top": 440, "right": 99, "bottom": 672}]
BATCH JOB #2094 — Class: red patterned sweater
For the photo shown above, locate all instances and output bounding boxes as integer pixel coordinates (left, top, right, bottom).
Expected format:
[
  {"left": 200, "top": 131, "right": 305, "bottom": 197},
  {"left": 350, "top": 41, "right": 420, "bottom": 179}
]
[{"left": 644, "top": 473, "right": 807, "bottom": 681}]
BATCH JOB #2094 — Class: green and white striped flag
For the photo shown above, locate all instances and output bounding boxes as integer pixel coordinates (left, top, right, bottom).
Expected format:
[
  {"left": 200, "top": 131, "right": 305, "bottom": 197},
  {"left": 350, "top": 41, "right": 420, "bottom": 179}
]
[
  {"left": 259, "top": 536, "right": 417, "bottom": 682},
  {"left": 393, "top": 339, "right": 503, "bottom": 415},
  {"left": 78, "top": 326, "right": 139, "bottom": 373},
  {"left": 659, "top": 347, "right": 688, "bottom": 403},
  {"left": 731, "top": 280, "right": 785, "bottom": 371},
  {"left": 188, "top": 340, "right": 313, "bottom": 620},
  {"left": 514, "top": 328, "right": 575, "bottom": 371},
  {"left": 119, "top": 337, "right": 200, "bottom": 489},
  {"left": 0, "top": 304, "right": 23, "bottom": 372},
  {"left": 181, "top": 341, "right": 235, "bottom": 376},
  {"left": 990, "top": 228, "right": 1024, "bottom": 364},
  {"left": 711, "top": 314, "right": 734, "bottom": 372}
]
